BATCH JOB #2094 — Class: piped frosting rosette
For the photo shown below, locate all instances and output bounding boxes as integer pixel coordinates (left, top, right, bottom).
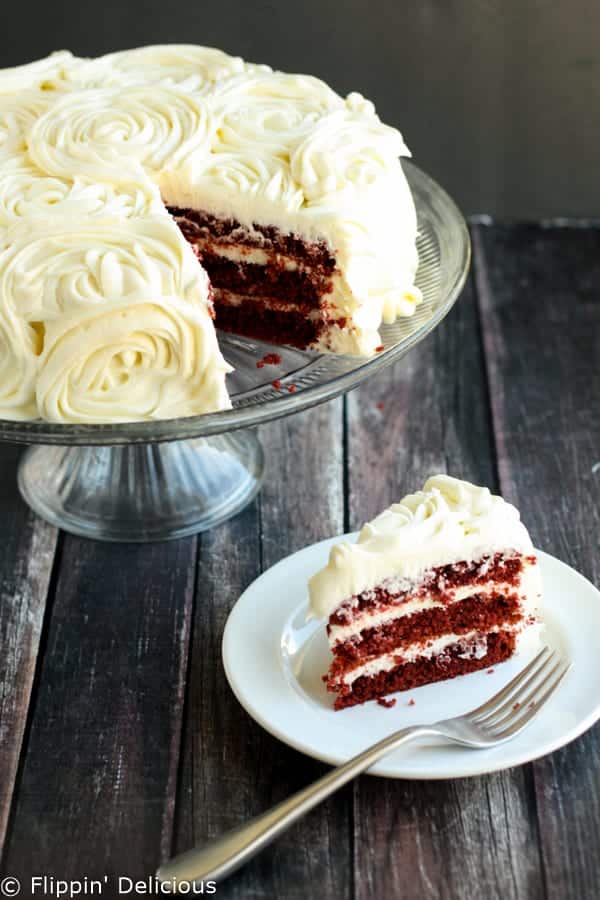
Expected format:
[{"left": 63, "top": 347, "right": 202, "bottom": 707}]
[
  {"left": 289, "top": 98, "right": 420, "bottom": 321},
  {"left": 27, "top": 86, "right": 214, "bottom": 182},
  {"left": 161, "top": 151, "right": 306, "bottom": 219},
  {"left": 291, "top": 99, "right": 409, "bottom": 203},
  {"left": 0, "top": 156, "right": 163, "bottom": 225},
  {"left": 0, "top": 217, "right": 210, "bottom": 320},
  {"left": 208, "top": 70, "right": 343, "bottom": 158},
  {"left": 36, "top": 296, "right": 231, "bottom": 423},
  {"left": 0, "top": 217, "right": 231, "bottom": 422},
  {"left": 210, "top": 69, "right": 343, "bottom": 112}
]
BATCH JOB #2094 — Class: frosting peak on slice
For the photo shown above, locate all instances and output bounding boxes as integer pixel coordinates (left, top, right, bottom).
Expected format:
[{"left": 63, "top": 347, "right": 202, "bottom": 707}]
[{"left": 308, "top": 476, "right": 534, "bottom": 620}]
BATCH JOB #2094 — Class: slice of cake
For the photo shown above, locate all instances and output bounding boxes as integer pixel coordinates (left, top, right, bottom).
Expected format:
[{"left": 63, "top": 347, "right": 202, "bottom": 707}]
[
  {"left": 309, "top": 475, "right": 542, "bottom": 710},
  {"left": 160, "top": 88, "right": 421, "bottom": 355}
]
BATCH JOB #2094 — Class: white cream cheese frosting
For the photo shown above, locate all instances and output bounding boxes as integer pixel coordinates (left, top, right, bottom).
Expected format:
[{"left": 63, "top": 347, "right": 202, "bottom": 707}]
[
  {"left": 309, "top": 475, "right": 537, "bottom": 620},
  {"left": 159, "top": 83, "right": 420, "bottom": 354},
  {"left": 0, "top": 217, "right": 231, "bottom": 422},
  {"left": 0, "top": 91, "right": 56, "bottom": 162},
  {"left": 28, "top": 86, "right": 215, "bottom": 181},
  {"left": 0, "top": 157, "right": 163, "bottom": 225},
  {"left": 0, "top": 44, "right": 420, "bottom": 420},
  {"left": 68, "top": 45, "right": 257, "bottom": 91},
  {"left": 0, "top": 51, "right": 77, "bottom": 94}
]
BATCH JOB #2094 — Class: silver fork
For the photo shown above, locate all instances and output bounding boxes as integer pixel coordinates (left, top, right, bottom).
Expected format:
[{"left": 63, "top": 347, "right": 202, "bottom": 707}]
[{"left": 157, "top": 646, "right": 570, "bottom": 889}]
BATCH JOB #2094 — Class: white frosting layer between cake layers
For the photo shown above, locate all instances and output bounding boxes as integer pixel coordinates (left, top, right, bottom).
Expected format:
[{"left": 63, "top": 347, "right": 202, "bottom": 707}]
[
  {"left": 0, "top": 44, "right": 421, "bottom": 418},
  {"left": 309, "top": 475, "right": 536, "bottom": 620},
  {"left": 338, "top": 623, "right": 542, "bottom": 687}
]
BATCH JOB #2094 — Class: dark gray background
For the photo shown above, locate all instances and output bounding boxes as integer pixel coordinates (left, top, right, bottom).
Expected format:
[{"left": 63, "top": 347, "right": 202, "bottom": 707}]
[{"left": 2, "top": 0, "right": 598, "bottom": 218}]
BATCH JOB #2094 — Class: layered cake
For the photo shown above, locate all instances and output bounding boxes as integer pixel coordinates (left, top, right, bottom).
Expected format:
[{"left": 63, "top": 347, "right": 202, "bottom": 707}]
[
  {"left": 0, "top": 45, "right": 421, "bottom": 422},
  {"left": 309, "top": 476, "right": 542, "bottom": 710}
]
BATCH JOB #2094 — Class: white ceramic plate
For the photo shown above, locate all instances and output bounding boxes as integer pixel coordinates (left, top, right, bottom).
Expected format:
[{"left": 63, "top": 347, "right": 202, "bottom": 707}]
[{"left": 222, "top": 536, "right": 600, "bottom": 778}]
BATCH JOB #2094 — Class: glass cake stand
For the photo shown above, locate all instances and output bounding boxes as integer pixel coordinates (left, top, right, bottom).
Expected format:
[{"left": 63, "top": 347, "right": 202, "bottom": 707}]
[{"left": 2, "top": 162, "right": 470, "bottom": 542}]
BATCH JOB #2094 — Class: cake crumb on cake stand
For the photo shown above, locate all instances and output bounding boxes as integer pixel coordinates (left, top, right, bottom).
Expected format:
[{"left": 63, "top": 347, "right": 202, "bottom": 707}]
[{"left": 3, "top": 163, "right": 469, "bottom": 541}]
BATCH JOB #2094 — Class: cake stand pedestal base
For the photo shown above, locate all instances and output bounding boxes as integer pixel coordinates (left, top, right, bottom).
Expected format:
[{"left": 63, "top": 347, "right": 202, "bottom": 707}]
[{"left": 17, "top": 430, "right": 265, "bottom": 542}]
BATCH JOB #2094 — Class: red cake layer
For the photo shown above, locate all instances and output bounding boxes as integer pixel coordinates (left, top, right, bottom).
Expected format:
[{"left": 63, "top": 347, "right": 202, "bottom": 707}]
[
  {"left": 328, "top": 553, "right": 531, "bottom": 626},
  {"left": 333, "top": 630, "right": 516, "bottom": 710},
  {"left": 198, "top": 254, "right": 333, "bottom": 306},
  {"left": 329, "top": 593, "right": 522, "bottom": 667},
  {"left": 215, "top": 300, "right": 334, "bottom": 347}
]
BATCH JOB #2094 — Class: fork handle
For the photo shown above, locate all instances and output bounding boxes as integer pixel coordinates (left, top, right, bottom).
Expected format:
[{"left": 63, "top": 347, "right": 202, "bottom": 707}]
[{"left": 157, "top": 724, "right": 436, "bottom": 888}]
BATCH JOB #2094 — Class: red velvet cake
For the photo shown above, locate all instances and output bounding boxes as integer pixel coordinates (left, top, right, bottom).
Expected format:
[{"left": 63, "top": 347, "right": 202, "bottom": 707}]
[
  {"left": 308, "top": 476, "right": 542, "bottom": 710},
  {"left": 0, "top": 44, "right": 423, "bottom": 422}
]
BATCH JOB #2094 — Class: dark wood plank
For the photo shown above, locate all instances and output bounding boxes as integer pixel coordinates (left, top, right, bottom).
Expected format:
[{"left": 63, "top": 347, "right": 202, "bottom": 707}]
[
  {"left": 174, "top": 400, "right": 351, "bottom": 899},
  {"left": 2, "top": 534, "right": 196, "bottom": 886},
  {"left": 0, "top": 446, "right": 57, "bottom": 856},
  {"left": 172, "top": 503, "right": 262, "bottom": 876},
  {"left": 475, "top": 222, "right": 600, "bottom": 900},
  {"left": 346, "top": 264, "right": 545, "bottom": 899}
]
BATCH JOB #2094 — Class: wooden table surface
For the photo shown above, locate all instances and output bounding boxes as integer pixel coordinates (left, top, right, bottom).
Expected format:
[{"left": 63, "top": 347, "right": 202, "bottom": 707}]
[{"left": 0, "top": 222, "right": 599, "bottom": 899}]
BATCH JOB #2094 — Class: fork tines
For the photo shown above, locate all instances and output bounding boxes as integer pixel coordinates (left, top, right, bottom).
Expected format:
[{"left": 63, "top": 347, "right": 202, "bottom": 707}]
[{"left": 467, "top": 646, "right": 572, "bottom": 738}]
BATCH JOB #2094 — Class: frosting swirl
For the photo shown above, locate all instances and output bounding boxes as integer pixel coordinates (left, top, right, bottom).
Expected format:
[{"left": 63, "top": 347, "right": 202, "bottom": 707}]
[
  {"left": 0, "top": 157, "right": 162, "bottom": 225},
  {"left": 0, "top": 217, "right": 232, "bottom": 422},
  {"left": 36, "top": 297, "right": 231, "bottom": 423},
  {"left": 0, "top": 91, "right": 54, "bottom": 162},
  {"left": 170, "top": 152, "right": 305, "bottom": 212},
  {"left": 28, "top": 86, "right": 214, "bottom": 181},
  {"left": 0, "top": 217, "right": 209, "bottom": 321},
  {"left": 292, "top": 106, "right": 407, "bottom": 202}
]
